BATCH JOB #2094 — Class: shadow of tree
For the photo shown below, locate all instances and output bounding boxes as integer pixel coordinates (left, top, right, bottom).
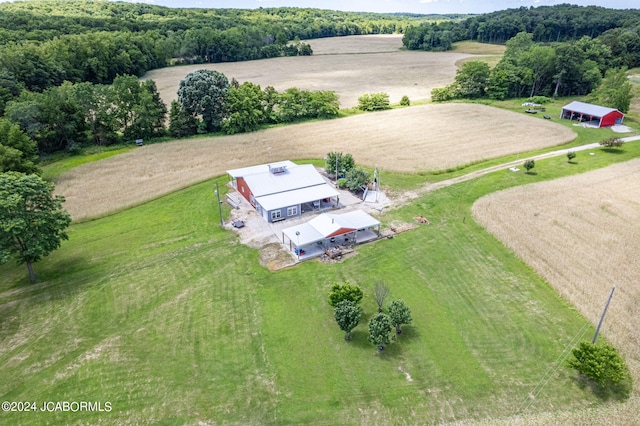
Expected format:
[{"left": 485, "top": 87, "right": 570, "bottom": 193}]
[
  {"left": 601, "top": 147, "right": 625, "bottom": 154},
  {"left": 573, "top": 374, "right": 633, "bottom": 402}
]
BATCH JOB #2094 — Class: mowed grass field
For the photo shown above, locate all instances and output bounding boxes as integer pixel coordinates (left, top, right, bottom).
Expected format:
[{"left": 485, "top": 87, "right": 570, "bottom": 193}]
[
  {"left": 54, "top": 104, "right": 575, "bottom": 222},
  {"left": 471, "top": 158, "right": 640, "bottom": 425},
  {"left": 4, "top": 142, "right": 640, "bottom": 424},
  {"left": 3, "top": 165, "right": 626, "bottom": 425},
  {"left": 144, "top": 34, "right": 474, "bottom": 109}
]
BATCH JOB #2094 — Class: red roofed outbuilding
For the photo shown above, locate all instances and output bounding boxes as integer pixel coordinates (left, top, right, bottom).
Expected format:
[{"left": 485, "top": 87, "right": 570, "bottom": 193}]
[{"left": 561, "top": 101, "right": 624, "bottom": 128}]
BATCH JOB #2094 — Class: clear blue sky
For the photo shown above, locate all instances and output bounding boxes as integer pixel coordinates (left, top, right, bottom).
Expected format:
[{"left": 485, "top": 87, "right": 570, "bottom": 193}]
[{"left": 106, "top": 0, "right": 637, "bottom": 14}]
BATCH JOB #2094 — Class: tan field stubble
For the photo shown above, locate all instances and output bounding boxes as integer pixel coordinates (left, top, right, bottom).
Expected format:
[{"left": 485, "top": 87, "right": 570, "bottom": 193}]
[
  {"left": 144, "top": 34, "right": 473, "bottom": 109},
  {"left": 54, "top": 103, "right": 574, "bottom": 221},
  {"left": 470, "top": 159, "right": 640, "bottom": 425}
]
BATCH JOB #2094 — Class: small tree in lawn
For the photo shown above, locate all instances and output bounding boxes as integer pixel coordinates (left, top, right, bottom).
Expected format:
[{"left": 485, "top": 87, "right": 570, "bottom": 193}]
[
  {"left": 567, "top": 150, "right": 576, "bottom": 163},
  {"left": 523, "top": 159, "right": 535, "bottom": 174},
  {"left": 368, "top": 312, "right": 393, "bottom": 351},
  {"left": 374, "top": 281, "right": 389, "bottom": 313},
  {"left": 0, "top": 172, "right": 71, "bottom": 282},
  {"left": 599, "top": 136, "right": 624, "bottom": 149},
  {"left": 334, "top": 300, "right": 361, "bottom": 341},
  {"left": 328, "top": 281, "right": 363, "bottom": 307},
  {"left": 568, "top": 341, "right": 632, "bottom": 399},
  {"left": 388, "top": 299, "right": 412, "bottom": 334}
]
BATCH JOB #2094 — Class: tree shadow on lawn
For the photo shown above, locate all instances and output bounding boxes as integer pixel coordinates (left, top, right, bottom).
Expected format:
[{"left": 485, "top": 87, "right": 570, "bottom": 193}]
[
  {"left": 573, "top": 374, "right": 633, "bottom": 402},
  {"left": 347, "top": 326, "right": 420, "bottom": 357},
  {"left": 6, "top": 255, "right": 97, "bottom": 306},
  {"left": 601, "top": 147, "right": 625, "bottom": 154}
]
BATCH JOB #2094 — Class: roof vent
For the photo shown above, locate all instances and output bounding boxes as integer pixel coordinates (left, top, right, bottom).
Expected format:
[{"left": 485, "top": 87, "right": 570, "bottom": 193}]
[{"left": 269, "top": 165, "right": 287, "bottom": 175}]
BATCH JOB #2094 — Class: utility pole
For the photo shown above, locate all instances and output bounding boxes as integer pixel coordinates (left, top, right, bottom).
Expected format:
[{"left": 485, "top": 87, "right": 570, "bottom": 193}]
[
  {"left": 592, "top": 286, "right": 615, "bottom": 344},
  {"left": 214, "top": 183, "right": 224, "bottom": 227}
]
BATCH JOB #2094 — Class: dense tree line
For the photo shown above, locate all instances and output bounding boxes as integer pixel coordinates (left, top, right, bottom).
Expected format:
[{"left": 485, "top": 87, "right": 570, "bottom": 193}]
[
  {"left": 171, "top": 69, "right": 341, "bottom": 137},
  {"left": 402, "top": 4, "right": 640, "bottom": 70},
  {"left": 1, "top": 67, "right": 342, "bottom": 154},
  {"left": 0, "top": 1, "right": 446, "bottom": 153},
  {"left": 432, "top": 32, "right": 634, "bottom": 111},
  {"left": 0, "top": 0, "right": 437, "bottom": 95},
  {"left": 5, "top": 76, "right": 167, "bottom": 153}
]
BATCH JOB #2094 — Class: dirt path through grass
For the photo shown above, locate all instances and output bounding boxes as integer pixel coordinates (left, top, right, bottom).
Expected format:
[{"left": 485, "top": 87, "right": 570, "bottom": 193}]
[{"left": 392, "top": 136, "right": 640, "bottom": 208}]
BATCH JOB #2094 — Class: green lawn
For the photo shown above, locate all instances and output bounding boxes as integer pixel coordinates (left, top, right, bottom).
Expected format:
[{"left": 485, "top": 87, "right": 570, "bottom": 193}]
[{"left": 1, "top": 110, "right": 639, "bottom": 424}]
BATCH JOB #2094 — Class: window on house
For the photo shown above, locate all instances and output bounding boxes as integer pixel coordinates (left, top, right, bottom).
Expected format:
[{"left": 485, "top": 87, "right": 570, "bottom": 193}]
[
  {"left": 271, "top": 210, "right": 282, "bottom": 220},
  {"left": 287, "top": 206, "right": 298, "bottom": 216}
]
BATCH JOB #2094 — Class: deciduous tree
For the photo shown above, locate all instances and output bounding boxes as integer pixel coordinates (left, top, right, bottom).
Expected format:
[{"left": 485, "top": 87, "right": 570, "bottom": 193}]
[
  {"left": 374, "top": 281, "right": 389, "bottom": 313},
  {"left": 325, "top": 152, "right": 355, "bottom": 179},
  {"left": 222, "top": 81, "right": 265, "bottom": 134},
  {"left": 0, "top": 119, "right": 39, "bottom": 174},
  {"left": 368, "top": 312, "right": 393, "bottom": 351},
  {"left": 168, "top": 100, "right": 198, "bottom": 138},
  {"left": 523, "top": 159, "right": 535, "bottom": 174},
  {"left": 452, "top": 61, "right": 491, "bottom": 98},
  {"left": 587, "top": 67, "right": 634, "bottom": 113},
  {"left": 344, "top": 167, "right": 370, "bottom": 192},
  {"left": 0, "top": 173, "right": 71, "bottom": 282},
  {"left": 388, "top": 299, "right": 412, "bottom": 334},
  {"left": 334, "top": 300, "right": 361, "bottom": 341},
  {"left": 177, "top": 69, "right": 229, "bottom": 132}
]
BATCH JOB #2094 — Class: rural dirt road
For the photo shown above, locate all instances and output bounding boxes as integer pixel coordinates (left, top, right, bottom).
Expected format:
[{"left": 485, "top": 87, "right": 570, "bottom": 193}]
[{"left": 394, "top": 135, "right": 640, "bottom": 208}]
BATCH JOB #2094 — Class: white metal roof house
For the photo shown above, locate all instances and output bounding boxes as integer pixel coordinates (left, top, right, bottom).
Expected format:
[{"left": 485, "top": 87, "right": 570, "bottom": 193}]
[
  {"left": 226, "top": 161, "right": 340, "bottom": 223},
  {"left": 281, "top": 210, "right": 381, "bottom": 259}
]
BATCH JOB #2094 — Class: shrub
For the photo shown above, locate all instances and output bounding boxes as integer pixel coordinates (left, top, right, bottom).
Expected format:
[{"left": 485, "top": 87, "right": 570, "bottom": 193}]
[
  {"left": 328, "top": 282, "right": 363, "bottom": 307},
  {"left": 599, "top": 136, "right": 623, "bottom": 148},
  {"left": 400, "top": 95, "right": 410, "bottom": 106},
  {"left": 528, "top": 96, "right": 552, "bottom": 104},
  {"left": 430, "top": 87, "right": 455, "bottom": 102},
  {"left": 568, "top": 341, "right": 632, "bottom": 399},
  {"left": 357, "top": 93, "right": 390, "bottom": 111}
]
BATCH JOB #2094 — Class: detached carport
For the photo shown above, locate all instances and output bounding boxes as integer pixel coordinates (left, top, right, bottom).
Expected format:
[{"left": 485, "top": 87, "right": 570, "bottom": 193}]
[
  {"left": 560, "top": 101, "right": 624, "bottom": 127},
  {"left": 281, "top": 210, "right": 381, "bottom": 260}
]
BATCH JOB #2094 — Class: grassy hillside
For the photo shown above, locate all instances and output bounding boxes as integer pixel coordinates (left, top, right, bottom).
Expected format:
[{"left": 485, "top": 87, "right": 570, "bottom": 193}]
[{"left": 3, "top": 137, "right": 640, "bottom": 423}]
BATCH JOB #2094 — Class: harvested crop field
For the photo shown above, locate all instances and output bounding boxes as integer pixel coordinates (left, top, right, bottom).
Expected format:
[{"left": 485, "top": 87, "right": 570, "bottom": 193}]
[
  {"left": 55, "top": 103, "right": 574, "bottom": 221},
  {"left": 471, "top": 160, "right": 640, "bottom": 424},
  {"left": 144, "top": 34, "right": 474, "bottom": 109}
]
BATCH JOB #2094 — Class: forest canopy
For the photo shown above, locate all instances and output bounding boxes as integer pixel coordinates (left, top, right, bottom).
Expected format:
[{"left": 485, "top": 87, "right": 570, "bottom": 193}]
[
  {"left": 0, "top": 0, "right": 443, "bottom": 92},
  {"left": 1, "top": 1, "right": 637, "bottom": 155},
  {"left": 402, "top": 4, "right": 640, "bottom": 71}
]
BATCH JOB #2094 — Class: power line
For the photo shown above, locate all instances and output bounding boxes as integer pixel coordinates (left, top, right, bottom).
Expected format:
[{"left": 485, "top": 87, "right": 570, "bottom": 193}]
[{"left": 515, "top": 321, "right": 591, "bottom": 415}]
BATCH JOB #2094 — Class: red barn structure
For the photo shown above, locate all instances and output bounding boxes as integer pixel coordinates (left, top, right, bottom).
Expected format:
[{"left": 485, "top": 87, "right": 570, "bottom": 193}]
[{"left": 561, "top": 101, "right": 624, "bottom": 127}]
